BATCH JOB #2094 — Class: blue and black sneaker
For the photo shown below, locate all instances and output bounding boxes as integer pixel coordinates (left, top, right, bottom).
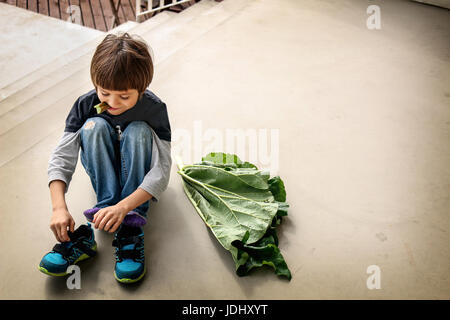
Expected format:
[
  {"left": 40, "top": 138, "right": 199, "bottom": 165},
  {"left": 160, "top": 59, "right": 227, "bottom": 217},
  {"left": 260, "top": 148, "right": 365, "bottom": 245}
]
[
  {"left": 38, "top": 223, "right": 97, "bottom": 276},
  {"left": 112, "top": 225, "right": 146, "bottom": 283}
]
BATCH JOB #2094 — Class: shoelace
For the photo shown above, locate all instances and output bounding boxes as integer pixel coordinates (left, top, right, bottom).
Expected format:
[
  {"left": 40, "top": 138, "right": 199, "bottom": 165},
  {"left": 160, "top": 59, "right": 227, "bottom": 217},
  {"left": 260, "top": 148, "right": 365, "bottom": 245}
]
[{"left": 52, "top": 236, "right": 96, "bottom": 259}]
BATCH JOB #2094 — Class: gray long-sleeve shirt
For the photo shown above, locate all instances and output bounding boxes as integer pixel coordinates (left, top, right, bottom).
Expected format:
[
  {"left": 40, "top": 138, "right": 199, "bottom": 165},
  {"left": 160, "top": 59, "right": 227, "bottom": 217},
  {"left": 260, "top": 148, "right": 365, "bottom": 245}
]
[{"left": 48, "top": 88, "right": 172, "bottom": 202}]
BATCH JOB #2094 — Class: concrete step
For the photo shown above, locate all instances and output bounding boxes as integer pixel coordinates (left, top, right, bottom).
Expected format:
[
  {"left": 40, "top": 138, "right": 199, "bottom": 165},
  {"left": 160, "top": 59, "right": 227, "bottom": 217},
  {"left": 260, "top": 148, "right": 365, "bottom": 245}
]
[
  {"left": 0, "top": 1, "right": 217, "bottom": 117},
  {"left": 0, "top": 12, "right": 174, "bottom": 116},
  {"left": 0, "top": 0, "right": 230, "bottom": 167},
  {"left": 141, "top": 0, "right": 253, "bottom": 66},
  {"left": 0, "top": 2, "right": 103, "bottom": 100},
  {"left": 0, "top": 2, "right": 104, "bottom": 92},
  {"left": 0, "top": 1, "right": 219, "bottom": 135},
  {"left": 0, "top": 13, "right": 176, "bottom": 136},
  {"left": 129, "top": 10, "right": 178, "bottom": 36},
  {"left": 0, "top": 82, "right": 94, "bottom": 168}
]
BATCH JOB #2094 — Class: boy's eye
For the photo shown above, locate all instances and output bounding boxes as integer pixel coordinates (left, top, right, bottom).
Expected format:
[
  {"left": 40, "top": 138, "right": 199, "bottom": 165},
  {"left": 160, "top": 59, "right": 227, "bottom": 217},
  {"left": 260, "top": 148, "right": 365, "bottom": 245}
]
[{"left": 100, "top": 92, "right": 128, "bottom": 100}]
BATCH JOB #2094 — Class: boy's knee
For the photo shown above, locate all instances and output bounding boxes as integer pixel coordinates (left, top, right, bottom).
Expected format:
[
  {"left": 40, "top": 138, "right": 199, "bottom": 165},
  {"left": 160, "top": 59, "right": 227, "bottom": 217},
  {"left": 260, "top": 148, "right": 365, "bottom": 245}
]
[
  {"left": 127, "top": 121, "right": 149, "bottom": 131},
  {"left": 124, "top": 121, "right": 152, "bottom": 141},
  {"left": 82, "top": 118, "right": 110, "bottom": 133},
  {"left": 80, "top": 117, "right": 113, "bottom": 143}
]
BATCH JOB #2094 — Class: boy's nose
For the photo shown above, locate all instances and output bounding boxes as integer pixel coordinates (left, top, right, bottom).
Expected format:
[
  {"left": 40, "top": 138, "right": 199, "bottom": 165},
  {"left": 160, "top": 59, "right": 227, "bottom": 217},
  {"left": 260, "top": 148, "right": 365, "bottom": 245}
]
[{"left": 106, "top": 98, "right": 120, "bottom": 109}]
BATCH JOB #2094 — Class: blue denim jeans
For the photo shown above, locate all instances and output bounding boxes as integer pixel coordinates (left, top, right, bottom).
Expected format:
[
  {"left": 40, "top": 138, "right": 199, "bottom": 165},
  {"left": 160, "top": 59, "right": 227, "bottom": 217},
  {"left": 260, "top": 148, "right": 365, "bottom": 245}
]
[{"left": 80, "top": 117, "right": 153, "bottom": 219}]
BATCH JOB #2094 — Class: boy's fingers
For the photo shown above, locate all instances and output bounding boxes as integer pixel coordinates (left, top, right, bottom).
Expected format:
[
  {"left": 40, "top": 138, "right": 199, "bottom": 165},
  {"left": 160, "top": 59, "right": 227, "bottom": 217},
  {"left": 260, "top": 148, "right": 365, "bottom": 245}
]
[
  {"left": 55, "top": 228, "right": 62, "bottom": 242},
  {"left": 94, "top": 214, "right": 101, "bottom": 228},
  {"left": 94, "top": 211, "right": 105, "bottom": 229},
  {"left": 110, "top": 220, "right": 122, "bottom": 233},
  {"left": 93, "top": 210, "right": 102, "bottom": 223},
  {"left": 50, "top": 226, "right": 61, "bottom": 242},
  {"left": 54, "top": 226, "right": 63, "bottom": 242},
  {"left": 103, "top": 218, "right": 112, "bottom": 232},
  {"left": 104, "top": 217, "right": 118, "bottom": 232},
  {"left": 98, "top": 215, "right": 110, "bottom": 230},
  {"left": 60, "top": 225, "right": 69, "bottom": 242},
  {"left": 70, "top": 219, "right": 75, "bottom": 233}
]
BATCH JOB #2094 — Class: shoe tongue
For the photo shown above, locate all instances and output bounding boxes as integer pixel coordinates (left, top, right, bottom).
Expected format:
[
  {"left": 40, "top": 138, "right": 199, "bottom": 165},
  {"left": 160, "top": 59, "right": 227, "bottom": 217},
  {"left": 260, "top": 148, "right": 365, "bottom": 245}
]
[
  {"left": 62, "top": 241, "right": 74, "bottom": 249},
  {"left": 69, "top": 224, "right": 90, "bottom": 241},
  {"left": 122, "top": 244, "right": 135, "bottom": 251},
  {"left": 118, "top": 225, "right": 142, "bottom": 237}
]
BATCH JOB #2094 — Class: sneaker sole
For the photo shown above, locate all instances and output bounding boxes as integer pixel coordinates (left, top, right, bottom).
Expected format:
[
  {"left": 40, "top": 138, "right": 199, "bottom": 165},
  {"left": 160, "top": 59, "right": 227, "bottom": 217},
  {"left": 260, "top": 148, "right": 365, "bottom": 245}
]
[
  {"left": 38, "top": 266, "right": 68, "bottom": 277},
  {"left": 38, "top": 243, "right": 97, "bottom": 276},
  {"left": 114, "top": 266, "right": 146, "bottom": 284}
]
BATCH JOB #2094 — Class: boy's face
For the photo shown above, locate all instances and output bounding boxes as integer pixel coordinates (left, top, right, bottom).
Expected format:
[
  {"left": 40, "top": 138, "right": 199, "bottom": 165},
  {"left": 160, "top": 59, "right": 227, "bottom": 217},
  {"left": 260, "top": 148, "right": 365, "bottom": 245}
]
[{"left": 96, "top": 86, "right": 140, "bottom": 115}]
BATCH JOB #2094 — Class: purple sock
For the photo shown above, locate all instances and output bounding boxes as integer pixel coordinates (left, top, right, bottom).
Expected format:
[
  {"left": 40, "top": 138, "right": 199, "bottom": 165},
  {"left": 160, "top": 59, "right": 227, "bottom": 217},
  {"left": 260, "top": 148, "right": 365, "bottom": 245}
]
[
  {"left": 83, "top": 208, "right": 146, "bottom": 227},
  {"left": 123, "top": 211, "right": 147, "bottom": 227},
  {"left": 83, "top": 207, "right": 100, "bottom": 221}
]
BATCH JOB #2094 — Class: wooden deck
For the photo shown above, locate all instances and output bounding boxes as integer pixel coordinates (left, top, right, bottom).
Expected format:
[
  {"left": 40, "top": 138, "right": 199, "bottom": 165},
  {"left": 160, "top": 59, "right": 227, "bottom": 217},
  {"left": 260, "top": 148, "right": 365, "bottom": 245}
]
[{"left": 0, "top": 0, "right": 200, "bottom": 31}]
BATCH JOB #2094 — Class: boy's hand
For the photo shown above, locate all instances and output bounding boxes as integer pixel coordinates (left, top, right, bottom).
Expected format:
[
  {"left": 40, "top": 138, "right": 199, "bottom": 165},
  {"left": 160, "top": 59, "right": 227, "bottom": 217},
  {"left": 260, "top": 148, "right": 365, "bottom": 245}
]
[
  {"left": 93, "top": 205, "right": 127, "bottom": 233},
  {"left": 50, "top": 208, "right": 75, "bottom": 243}
]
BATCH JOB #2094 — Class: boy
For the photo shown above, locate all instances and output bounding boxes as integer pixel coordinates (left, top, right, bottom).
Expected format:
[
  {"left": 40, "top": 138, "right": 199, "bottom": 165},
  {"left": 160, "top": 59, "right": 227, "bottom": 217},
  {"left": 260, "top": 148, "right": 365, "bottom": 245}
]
[{"left": 38, "top": 32, "right": 172, "bottom": 283}]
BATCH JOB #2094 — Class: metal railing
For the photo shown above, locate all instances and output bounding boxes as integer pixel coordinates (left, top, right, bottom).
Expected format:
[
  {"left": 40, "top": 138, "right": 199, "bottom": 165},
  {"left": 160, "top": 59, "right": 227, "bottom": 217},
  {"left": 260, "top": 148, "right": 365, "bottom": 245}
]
[{"left": 135, "top": 0, "right": 193, "bottom": 22}]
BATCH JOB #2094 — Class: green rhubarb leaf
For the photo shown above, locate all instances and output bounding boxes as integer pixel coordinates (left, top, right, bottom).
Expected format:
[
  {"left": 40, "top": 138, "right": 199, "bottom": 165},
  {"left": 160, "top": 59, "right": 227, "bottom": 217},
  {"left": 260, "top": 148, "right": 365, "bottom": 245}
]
[
  {"left": 94, "top": 101, "right": 108, "bottom": 114},
  {"left": 268, "top": 176, "right": 287, "bottom": 202},
  {"left": 232, "top": 230, "right": 292, "bottom": 280},
  {"left": 178, "top": 152, "right": 291, "bottom": 280},
  {"left": 202, "top": 152, "right": 257, "bottom": 169}
]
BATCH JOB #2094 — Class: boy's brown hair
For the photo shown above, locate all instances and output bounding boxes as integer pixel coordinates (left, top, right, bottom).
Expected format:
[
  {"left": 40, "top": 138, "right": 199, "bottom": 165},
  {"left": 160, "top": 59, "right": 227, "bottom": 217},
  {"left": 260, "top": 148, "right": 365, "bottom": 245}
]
[{"left": 90, "top": 32, "right": 154, "bottom": 98}]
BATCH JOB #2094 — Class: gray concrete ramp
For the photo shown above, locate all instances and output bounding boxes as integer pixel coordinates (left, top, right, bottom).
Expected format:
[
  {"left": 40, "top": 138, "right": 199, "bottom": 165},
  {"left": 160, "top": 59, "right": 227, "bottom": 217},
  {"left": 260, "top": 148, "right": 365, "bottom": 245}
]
[{"left": 0, "top": 0, "right": 449, "bottom": 299}]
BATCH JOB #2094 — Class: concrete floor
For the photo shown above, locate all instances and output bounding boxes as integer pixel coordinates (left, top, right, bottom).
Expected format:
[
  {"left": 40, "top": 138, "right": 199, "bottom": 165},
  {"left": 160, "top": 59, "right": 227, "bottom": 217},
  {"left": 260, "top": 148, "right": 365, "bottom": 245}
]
[
  {"left": 0, "top": 3, "right": 103, "bottom": 89},
  {"left": 0, "top": 0, "right": 449, "bottom": 299}
]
